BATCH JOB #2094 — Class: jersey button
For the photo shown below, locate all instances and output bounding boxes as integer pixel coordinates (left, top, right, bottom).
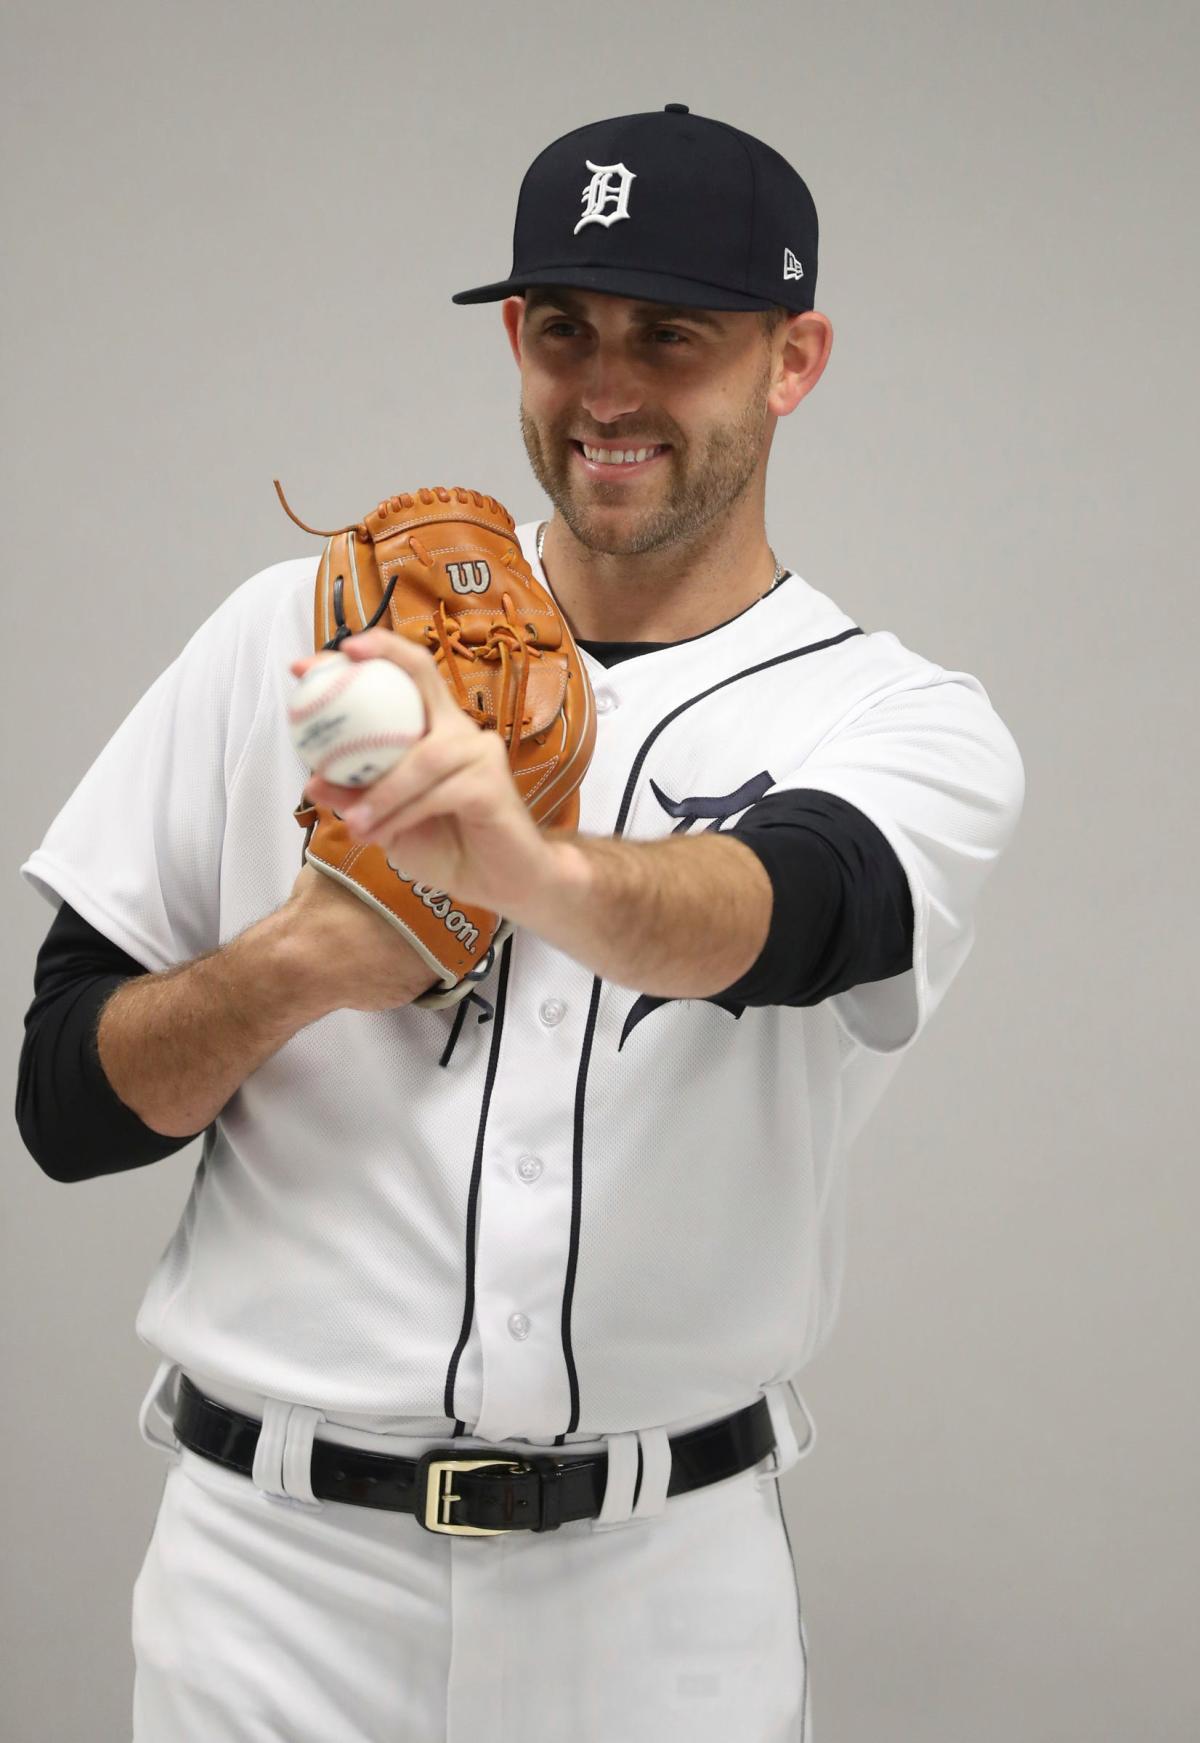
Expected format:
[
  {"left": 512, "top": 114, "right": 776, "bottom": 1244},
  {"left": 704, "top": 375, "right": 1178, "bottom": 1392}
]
[
  {"left": 595, "top": 690, "right": 618, "bottom": 715},
  {"left": 507, "top": 1312, "right": 532, "bottom": 1341},
  {"left": 539, "top": 998, "right": 566, "bottom": 1027},
  {"left": 517, "top": 1155, "right": 543, "bottom": 1184}
]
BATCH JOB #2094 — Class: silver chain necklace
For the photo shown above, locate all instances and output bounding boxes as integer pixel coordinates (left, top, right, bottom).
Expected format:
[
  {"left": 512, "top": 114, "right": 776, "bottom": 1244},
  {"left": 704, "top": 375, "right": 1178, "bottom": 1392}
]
[{"left": 535, "top": 521, "right": 784, "bottom": 592}]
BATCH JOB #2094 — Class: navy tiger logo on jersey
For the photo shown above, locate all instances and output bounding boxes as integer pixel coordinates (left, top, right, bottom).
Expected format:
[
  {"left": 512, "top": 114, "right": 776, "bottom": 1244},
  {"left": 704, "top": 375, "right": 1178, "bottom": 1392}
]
[{"left": 619, "top": 770, "right": 776, "bottom": 1050}]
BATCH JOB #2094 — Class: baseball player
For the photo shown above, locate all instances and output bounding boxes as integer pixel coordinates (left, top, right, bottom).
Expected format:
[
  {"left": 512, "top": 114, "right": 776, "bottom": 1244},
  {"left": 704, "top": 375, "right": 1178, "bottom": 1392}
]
[{"left": 16, "top": 106, "right": 1025, "bottom": 1743}]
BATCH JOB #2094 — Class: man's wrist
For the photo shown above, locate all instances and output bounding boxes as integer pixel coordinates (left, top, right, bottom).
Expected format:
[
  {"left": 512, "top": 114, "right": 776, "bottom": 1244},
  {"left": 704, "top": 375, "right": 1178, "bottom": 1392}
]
[
  {"left": 505, "top": 833, "right": 595, "bottom": 935},
  {"left": 251, "top": 905, "right": 343, "bottom": 1025}
]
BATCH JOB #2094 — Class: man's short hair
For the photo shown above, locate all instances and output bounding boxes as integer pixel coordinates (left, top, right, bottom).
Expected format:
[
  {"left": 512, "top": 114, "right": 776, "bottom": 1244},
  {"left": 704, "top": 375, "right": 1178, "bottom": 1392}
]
[{"left": 756, "top": 304, "right": 792, "bottom": 339}]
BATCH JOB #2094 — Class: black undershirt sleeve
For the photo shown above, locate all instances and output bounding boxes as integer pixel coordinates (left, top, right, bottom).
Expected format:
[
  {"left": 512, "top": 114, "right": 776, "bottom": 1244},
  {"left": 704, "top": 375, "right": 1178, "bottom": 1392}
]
[
  {"left": 15, "top": 902, "right": 204, "bottom": 1183},
  {"left": 718, "top": 789, "right": 915, "bottom": 1007}
]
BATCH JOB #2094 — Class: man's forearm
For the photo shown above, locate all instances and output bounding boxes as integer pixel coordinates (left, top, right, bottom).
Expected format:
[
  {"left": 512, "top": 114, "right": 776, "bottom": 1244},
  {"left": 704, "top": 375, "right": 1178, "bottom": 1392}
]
[
  {"left": 95, "top": 910, "right": 336, "bottom": 1140},
  {"left": 507, "top": 832, "right": 774, "bottom": 997}
]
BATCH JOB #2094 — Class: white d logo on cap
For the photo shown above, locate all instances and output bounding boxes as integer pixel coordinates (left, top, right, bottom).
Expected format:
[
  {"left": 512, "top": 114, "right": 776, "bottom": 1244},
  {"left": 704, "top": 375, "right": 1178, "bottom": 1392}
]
[{"left": 574, "top": 160, "right": 637, "bottom": 234}]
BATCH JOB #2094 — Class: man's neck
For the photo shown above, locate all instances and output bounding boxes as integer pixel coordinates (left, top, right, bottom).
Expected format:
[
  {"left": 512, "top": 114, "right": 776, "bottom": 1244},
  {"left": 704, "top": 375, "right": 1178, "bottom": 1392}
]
[{"left": 538, "top": 510, "right": 779, "bottom": 643}]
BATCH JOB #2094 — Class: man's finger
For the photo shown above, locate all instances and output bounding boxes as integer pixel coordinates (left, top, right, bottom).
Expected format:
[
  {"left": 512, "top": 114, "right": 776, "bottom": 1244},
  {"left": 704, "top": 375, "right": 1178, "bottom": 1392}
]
[
  {"left": 310, "top": 727, "right": 482, "bottom": 823},
  {"left": 290, "top": 653, "right": 334, "bottom": 678}
]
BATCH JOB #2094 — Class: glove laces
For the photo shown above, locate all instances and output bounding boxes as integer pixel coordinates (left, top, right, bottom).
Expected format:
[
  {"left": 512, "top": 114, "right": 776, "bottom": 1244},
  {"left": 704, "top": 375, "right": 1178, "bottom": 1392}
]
[{"left": 423, "top": 591, "right": 545, "bottom": 767}]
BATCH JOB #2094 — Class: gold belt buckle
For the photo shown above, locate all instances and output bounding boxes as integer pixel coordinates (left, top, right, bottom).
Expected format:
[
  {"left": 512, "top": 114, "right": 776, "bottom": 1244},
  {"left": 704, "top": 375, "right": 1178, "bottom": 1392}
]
[{"left": 420, "top": 1454, "right": 528, "bottom": 1535}]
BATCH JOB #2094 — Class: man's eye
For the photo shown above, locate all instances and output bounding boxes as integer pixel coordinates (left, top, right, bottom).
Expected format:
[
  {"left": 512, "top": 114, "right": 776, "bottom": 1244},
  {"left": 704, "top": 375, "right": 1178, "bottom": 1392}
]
[{"left": 535, "top": 321, "right": 687, "bottom": 344}]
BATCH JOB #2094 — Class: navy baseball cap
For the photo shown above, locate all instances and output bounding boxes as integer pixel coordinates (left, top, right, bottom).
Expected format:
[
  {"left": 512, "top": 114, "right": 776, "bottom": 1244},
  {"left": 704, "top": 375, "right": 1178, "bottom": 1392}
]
[{"left": 451, "top": 104, "right": 818, "bottom": 314}]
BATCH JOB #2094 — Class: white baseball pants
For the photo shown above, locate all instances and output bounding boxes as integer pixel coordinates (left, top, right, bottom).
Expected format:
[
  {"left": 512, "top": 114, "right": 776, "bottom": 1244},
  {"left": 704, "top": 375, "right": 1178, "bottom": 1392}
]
[{"left": 130, "top": 1364, "right": 816, "bottom": 1742}]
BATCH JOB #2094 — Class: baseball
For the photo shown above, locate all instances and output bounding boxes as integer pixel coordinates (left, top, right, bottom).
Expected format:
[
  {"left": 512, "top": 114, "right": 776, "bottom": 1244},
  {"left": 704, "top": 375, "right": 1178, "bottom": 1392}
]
[{"left": 287, "top": 649, "right": 426, "bottom": 788}]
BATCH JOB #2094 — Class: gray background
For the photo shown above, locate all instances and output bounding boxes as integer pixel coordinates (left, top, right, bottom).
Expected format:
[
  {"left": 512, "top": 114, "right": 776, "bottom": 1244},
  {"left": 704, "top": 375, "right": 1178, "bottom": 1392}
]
[{"left": 3, "top": 1, "right": 1196, "bottom": 1738}]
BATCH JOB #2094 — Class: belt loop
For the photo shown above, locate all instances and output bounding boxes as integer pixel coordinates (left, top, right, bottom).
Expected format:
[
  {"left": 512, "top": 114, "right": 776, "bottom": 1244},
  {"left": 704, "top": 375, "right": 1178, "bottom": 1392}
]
[
  {"left": 630, "top": 1426, "right": 670, "bottom": 1521},
  {"left": 788, "top": 1380, "right": 818, "bottom": 1461},
  {"left": 788, "top": 1387, "right": 816, "bottom": 1457},
  {"left": 137, "top": 1359, "right": 182, "bottom": 1459},
  {"left": 251, "top": 1398, "right": 294, "bottom": 1502},
  {"left": 281, "top": 1405, "right": 325, "bottom": 1507},
  {"left": 756, "top": 1381, "right": 818, "bottom": 1489},
  {"left": 592, "top": 1431, "right": 640, "bottom": 1531}
]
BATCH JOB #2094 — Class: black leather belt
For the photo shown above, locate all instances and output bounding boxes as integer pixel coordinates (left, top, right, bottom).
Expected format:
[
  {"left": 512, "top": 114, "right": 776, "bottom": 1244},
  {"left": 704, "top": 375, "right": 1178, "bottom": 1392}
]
[{"left": 173, "top": 1374, "right": 777, "bottom": 1536}]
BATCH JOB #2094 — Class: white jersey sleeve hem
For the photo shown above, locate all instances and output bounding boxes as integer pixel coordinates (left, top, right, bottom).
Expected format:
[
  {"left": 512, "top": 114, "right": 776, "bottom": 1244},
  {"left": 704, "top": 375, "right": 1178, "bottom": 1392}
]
[
  {"left": 774, "top": 666, "right": 1027, "bottom": 1057},
  {"left": 19, "top": 848, "right": 170, "bottom": 974},
  {"left": 17, "top": 556, "right": 316, "bottom": 973}
]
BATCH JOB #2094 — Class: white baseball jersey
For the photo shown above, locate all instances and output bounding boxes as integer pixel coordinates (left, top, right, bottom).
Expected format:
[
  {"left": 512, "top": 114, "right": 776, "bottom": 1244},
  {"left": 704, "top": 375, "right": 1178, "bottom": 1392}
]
[{"left": 20, "top": 523, "right": 1025, "bottom": 1446}]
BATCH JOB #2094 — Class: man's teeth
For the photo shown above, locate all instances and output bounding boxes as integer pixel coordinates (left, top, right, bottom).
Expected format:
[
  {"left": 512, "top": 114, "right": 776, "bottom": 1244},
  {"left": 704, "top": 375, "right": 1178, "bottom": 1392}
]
[{"left": 581, "top": 443, "right": 664, "bottom": 465}]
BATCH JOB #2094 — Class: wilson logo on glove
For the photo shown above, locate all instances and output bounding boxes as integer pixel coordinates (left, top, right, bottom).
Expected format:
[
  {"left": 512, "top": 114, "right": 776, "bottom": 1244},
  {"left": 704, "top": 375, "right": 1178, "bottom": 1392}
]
[
  {"left": 276, "top": 481, "right": 596, "bottom": 1011},
  {"left": 446, "top": 561, "right": 492, "bottom": 596},
  {"left": 387, "top": 870, "right": 481, "bottom": 950}
]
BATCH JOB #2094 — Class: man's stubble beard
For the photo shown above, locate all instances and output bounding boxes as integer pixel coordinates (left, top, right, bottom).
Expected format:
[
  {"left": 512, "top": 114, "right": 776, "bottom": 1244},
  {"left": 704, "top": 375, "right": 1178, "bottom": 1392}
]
[{"left": 519, "top": 354, "right": 773, "bottom": 558}]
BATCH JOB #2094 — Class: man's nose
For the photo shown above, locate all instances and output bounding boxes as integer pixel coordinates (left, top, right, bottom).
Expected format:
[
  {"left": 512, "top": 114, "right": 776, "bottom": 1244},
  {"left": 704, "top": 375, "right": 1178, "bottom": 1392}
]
[{"left": 579, "top": 346, "right": 644, "bottom": 426}]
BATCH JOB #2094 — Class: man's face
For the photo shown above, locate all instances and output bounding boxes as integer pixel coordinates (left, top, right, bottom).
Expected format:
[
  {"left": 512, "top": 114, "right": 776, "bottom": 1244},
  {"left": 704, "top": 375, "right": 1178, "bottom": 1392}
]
[{"left": 504, "top": 287, "right": 778, "bottom": 558}]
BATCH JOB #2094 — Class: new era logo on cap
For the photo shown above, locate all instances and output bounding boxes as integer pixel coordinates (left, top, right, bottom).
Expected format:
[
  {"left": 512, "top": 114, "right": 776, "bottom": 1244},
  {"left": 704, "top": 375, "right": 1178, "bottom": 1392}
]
[{"left": 783, "top": 248, "right": 804, "bottom": 281}]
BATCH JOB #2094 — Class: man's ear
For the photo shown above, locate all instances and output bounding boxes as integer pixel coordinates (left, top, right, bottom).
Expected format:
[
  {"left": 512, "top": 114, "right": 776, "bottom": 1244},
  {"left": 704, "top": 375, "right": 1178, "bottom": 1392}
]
[
  {"left": 767, "top": 311, "right": 833, "bottom": 419},
  {"left": 501, "top": 296, "right": 525, "bottom": 366}
]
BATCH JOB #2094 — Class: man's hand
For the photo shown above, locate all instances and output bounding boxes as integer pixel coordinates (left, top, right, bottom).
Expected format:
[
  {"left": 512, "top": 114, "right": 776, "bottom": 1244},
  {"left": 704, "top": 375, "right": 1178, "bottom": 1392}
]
[
  {"left": 291, "top": 628, "right": 565, "bottom": 918},
  {"left": 282, "top": 861, "right": 440, "bottom": 1013}
]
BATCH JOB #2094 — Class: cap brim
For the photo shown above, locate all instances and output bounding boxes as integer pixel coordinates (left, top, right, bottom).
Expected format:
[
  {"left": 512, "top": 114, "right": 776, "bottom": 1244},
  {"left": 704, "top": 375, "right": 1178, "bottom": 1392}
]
[{"left": 451, "top": 263, "right": 788, "bottom": 311}]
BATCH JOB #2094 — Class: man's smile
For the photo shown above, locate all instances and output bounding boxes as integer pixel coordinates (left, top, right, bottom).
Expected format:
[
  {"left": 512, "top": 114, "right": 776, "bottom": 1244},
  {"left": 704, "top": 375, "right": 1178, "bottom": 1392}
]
[{"left": 569, "top": 440, "right": 672, "bottom": 479}]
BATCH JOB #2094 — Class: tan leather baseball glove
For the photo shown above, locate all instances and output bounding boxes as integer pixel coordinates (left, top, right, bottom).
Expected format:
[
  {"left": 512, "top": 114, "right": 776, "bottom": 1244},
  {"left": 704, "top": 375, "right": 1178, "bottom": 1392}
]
[{"left": 277, "top": 482, "right": 596, "bottom": 1009}]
